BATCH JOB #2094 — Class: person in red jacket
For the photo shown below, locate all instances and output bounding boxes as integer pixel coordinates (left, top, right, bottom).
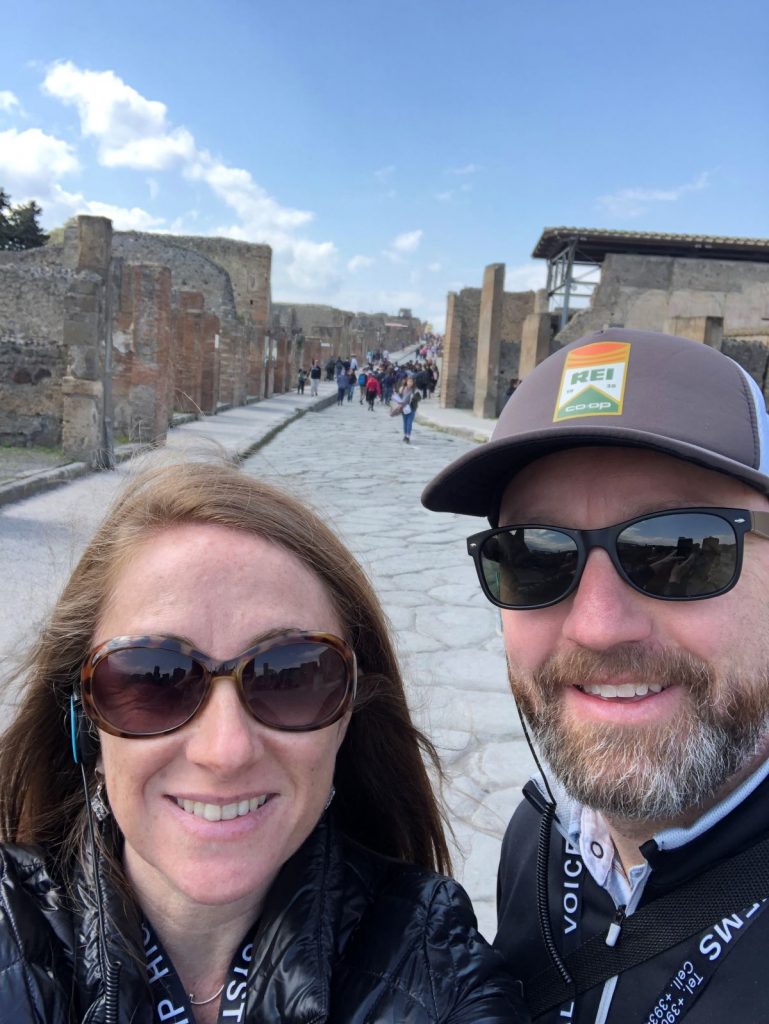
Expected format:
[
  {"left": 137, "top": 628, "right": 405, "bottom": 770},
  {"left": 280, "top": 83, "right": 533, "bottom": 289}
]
[{"left": 365, "top": 372, "right": 382, "bottom": 411}]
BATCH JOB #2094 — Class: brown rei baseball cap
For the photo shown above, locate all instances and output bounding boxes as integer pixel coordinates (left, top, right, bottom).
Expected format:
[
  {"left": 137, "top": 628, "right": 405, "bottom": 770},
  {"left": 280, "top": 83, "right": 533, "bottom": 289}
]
[{"left": 421, "top": 329, "right": 769, "bottom": 523}]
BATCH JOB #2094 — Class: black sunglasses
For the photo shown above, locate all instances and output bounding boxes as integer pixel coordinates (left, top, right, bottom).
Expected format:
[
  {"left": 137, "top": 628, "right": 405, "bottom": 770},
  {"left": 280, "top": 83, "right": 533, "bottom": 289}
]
[
  {"left": 80, "top": 630, "right": 357, "bottom": 737},
  {"left": 467, "top": 507, "right": 769, "bottom": 610}
]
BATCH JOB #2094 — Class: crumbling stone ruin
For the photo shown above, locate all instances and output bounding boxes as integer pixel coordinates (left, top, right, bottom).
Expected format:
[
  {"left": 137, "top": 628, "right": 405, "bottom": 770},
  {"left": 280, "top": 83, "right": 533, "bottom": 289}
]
[
  {"left": 0, "top": 215, "right": 281, "bottom": 464},
  {"left": 443, "top": 229, "right": 769, "bottom": 417},
  {"left": 271, "top": 303, "right": 423, "bottom": 367}
]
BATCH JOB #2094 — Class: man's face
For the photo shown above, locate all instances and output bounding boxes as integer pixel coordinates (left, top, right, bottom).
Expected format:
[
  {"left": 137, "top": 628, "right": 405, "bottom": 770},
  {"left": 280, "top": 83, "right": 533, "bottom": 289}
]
[{"left": 499, "top": 447, "right": 769, "bottom": 824}]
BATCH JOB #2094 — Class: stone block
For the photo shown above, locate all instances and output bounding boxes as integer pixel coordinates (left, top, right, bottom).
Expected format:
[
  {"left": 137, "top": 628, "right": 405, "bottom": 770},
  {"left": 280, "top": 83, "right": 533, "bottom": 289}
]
[
  {"left": 75, "top": 216, "right": 112, "bottom": 277},
  {"left": 61, "top": 376, "right": 105, "bottom": 466},
  {"left": 666, "top": 315, "right": 723, "bottom": 349}
]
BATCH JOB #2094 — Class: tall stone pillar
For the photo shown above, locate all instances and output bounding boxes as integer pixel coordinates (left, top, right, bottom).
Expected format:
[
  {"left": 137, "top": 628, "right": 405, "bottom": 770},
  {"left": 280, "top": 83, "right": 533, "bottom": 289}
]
[
  {"left": 61, "top": 216, "right": 113, "bottom": 467},
  {"left": 473, "top": 264, "right": 505, "bottom": 419},
  {"left": 666, "top": 316, "right": 724, "bottom": 349},
  {"left": 519, "top": 312, "right": 553, "bottom": 378},
  {"left": 440, "top": 292, "right": 462, "bottom": 408}
]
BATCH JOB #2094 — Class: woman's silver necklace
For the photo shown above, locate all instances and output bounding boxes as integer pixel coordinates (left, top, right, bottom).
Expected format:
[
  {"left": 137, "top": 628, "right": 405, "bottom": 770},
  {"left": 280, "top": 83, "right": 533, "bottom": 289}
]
[{"left": 188, "top": 982, "right": 225, "bottom": 1006}]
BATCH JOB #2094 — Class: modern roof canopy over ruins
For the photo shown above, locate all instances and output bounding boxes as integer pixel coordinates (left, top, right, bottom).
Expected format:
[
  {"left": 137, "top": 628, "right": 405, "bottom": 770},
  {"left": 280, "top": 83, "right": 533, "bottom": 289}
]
[{"left": 534, "top": 227, "right": 769, "bottom": 329}]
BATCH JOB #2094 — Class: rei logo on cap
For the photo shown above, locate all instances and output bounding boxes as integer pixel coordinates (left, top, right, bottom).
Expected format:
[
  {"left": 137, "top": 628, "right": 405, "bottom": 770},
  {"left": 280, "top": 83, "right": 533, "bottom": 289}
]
[{"left": 554, "top": 341, "right": 631, "bottom": 422}]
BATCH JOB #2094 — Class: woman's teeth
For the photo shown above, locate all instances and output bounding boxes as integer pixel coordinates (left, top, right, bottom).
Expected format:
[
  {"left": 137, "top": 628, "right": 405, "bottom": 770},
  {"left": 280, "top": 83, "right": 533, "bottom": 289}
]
[
  {"left": 580, "top": 682, "right": 664, "bottom": 699},
  {"left": 175, "top": 795, "right": 268, "bottom": 821}
]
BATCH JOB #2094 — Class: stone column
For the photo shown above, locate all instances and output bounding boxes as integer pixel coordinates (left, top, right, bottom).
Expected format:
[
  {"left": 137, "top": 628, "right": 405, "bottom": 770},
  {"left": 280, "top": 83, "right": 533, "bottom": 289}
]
[
  {"left": 473, "top": 264, "right": 505, "bottom": 419},
  {"left": 61, "top": 216, "right": 113, "bottom": 467},
  {"left": 519, "top": 312, "right": 553, "bottom": 378},
  {"left": 440, "top": 292, "right": 462, "bottom": 408},
  {"left": 666, "top": 316, "right": 724, "bottom": 349}
]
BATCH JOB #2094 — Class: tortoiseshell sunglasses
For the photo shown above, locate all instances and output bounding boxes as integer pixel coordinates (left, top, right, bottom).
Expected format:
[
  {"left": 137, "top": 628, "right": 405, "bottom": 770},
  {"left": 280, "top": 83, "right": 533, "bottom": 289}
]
[{"left": 80, "top": 630, "right": 357, "bottom": 736}]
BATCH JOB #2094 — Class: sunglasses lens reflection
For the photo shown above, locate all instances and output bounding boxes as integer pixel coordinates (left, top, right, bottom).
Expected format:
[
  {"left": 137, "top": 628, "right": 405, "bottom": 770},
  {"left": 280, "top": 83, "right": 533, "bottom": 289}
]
[
  {"left": 618, "top": 513, "right": 737, "bottom": 598},
  {"left": 243, "top": 641, "right": 350, "bottom": 729},
  {"left": 480, "top": 528, "right": 579, "bottom": 608},
  {"left": 92, "top": 648, "right": 206, "bottom": 735}
]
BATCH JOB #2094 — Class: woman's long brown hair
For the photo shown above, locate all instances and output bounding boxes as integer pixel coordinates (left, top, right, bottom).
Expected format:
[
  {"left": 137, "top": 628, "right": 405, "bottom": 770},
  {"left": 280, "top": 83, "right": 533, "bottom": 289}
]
[{"left": 0, "top": 458, "right": 451, "bottom": 876}]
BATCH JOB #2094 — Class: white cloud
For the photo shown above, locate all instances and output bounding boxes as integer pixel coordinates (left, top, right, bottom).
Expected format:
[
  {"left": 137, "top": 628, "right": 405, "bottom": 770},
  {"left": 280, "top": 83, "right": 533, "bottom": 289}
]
[
  {"left": 348, "top": 254, "right": 374, "bottom": 272},
  {"left": 40, "top": 61, "right": 337, "bottom": 296},
  {"left": 448, "top": 163, "right": 479, "bottom": 175},
  {"left": 101, "top": 127, "right": 196, "bottom": 170},
  {"left": 0, "top": 128, "right": 79, "bottom": 194},
  {"left": 51, "top": 185, "right": 164, "bottom": 230},
  {"left": 190, "top": 154, "right": 313, "bottom": 232},
  {"left": 427, "top": 261, "right": 442, "bottom": 272},
  {"left": 391, "top": 229, "right": 423, "bottom": 253},
  {"left": 43, "top": 62, "right": 168, "bottom": 150},
  {"left": 0, "top": 91, "right": 20, "bottom": 113},
  {"left": 597, "top": 172, "right": 710, "bottom": 218},
  {"left": 503, "top": 262, "right": 547, "bottom": 291}
]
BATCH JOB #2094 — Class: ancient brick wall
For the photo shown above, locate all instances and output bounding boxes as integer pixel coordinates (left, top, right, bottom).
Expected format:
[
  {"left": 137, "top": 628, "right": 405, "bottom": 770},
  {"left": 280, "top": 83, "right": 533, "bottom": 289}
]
[
  {"left": 0, "top": 250, "right": 74, "bottom": 445},
  {"left": 112, "top": 263, "right": 174, "bottom": 442},
  {"left": 168, "top": 236, "right": 272, "bottom": 330},
  {"left": 113, "top": 233, "right": 237, "bottom": 320}
]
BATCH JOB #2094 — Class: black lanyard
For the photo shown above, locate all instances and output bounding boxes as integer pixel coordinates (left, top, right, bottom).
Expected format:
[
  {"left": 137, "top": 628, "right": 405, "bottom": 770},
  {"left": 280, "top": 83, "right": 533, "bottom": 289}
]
[
  {"left": 143, "top": 917, "right": 255, "bottom": 1023},
  {"left": 639, "top": 898, "right": 769, "bottom": 1023}
]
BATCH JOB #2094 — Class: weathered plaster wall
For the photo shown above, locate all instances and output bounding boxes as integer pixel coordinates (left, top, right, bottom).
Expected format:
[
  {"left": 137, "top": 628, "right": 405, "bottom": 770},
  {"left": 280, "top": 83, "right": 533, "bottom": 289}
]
[{"left": 169, "top": 235, "right": 272, "bottom": 328}]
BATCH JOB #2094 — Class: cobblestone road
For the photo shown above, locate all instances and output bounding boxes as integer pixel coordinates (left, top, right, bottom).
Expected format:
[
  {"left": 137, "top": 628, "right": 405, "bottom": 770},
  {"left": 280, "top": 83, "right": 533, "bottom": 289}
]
[
  {"left": 239, "top": 399, "right": 535, "bottom": 935},
  {"left": 0, "top": 396, "right": 534, "bottom": 937}
]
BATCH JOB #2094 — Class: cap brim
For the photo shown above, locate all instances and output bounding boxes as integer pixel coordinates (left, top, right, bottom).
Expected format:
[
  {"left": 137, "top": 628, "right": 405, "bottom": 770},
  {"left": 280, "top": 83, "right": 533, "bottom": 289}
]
[{"left": 421, "top": 425, "right": 769, "bottom": 522}]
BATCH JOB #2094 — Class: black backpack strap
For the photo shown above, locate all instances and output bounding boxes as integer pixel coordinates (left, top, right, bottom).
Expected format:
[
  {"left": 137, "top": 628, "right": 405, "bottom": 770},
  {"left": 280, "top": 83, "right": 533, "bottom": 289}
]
[{"left": 525, "top": 831, "right": 769, "bottom": 1018}]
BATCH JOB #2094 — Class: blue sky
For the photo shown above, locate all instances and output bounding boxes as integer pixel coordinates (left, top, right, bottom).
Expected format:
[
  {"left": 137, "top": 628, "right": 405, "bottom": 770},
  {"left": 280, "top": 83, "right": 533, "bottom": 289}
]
[{"left": 2, "top": 0, "right": 767, "bottom": 329}]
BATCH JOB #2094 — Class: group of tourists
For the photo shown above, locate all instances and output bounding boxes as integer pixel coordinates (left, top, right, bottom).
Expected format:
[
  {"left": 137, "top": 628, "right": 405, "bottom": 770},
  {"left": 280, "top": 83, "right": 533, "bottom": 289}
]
[
  {"left": 295, "top": 353, "right": 439, "bottom": 445},
  {"left": 5, "top": 327, "right": 769, "bottom": 1022}
]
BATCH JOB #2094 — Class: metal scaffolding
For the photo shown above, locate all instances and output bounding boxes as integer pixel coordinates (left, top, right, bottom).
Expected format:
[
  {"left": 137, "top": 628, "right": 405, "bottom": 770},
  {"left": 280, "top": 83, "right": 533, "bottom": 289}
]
[{"left": 544, "top": 240, "right": 601, "bottom": 330}]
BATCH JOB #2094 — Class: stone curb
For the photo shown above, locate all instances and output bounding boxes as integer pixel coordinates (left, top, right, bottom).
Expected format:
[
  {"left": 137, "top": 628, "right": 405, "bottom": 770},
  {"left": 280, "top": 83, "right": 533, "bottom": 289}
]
[
  {"left": 414, "top": 412, "right": 490, "bottom": 444},
  {"left": 0, "top": 391, "right": 338, "bottom": 511}
]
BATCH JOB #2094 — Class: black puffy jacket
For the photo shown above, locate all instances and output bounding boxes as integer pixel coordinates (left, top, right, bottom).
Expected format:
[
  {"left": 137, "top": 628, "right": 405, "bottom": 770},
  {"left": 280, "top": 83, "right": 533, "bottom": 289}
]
[{"left": 0, "top": 815, "right": 527, "bottom": 1023}]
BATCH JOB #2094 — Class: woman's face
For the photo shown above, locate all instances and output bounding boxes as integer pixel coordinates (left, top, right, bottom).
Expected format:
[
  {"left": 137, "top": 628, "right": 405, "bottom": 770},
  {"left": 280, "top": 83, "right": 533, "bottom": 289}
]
[{"left": 94, "top": 523, "right": 349, "bottom": 918}]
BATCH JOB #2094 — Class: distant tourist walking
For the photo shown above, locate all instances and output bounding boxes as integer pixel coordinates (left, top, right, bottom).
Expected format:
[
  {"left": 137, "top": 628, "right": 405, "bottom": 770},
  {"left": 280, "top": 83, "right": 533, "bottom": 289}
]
[
  {"left": 309, "top": 360, "right": 321, "bottom": 396},
  {"left": 392, "top": 374, "right": 420, "bottom": 443},
  {"left": 335, "top": 366, "right": 348, "bottom": 406},
  {"left": 297, "top": 368, "right": 307, "bottom": 394},
  {"left": 365, "top": 372, "right": 381, "bottom": 411}
]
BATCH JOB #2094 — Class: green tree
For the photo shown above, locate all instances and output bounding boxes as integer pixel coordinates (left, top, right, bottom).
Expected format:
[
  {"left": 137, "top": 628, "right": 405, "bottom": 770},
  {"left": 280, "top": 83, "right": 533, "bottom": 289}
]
[{"left": 0, "top": 190, "right": 48, "bottom": 250}]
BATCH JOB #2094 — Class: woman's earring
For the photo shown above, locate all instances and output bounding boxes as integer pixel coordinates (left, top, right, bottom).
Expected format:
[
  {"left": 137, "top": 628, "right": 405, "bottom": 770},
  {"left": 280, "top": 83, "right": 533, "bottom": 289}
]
[
  {"left": 323, "top": 785, "right": 336, "bottom": 813},
  {"left": 91, "top": 770, "right": 110, "bottom": 822}
]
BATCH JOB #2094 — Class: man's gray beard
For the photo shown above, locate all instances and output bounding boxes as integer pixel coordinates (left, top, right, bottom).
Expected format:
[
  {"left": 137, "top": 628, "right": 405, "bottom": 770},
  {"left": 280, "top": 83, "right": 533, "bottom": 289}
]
[{"left": 509, "top": 644, "right": 769, "bottom": 822}]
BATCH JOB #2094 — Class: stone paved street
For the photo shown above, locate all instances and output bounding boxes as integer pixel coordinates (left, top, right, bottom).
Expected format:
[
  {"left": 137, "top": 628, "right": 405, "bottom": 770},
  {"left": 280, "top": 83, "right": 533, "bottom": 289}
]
[
  {"left": 238, "top": 400, "right": 536, "bottom": 936},
  {"left": 0, "top": 396, "right": 535, "bottom": 938}
]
